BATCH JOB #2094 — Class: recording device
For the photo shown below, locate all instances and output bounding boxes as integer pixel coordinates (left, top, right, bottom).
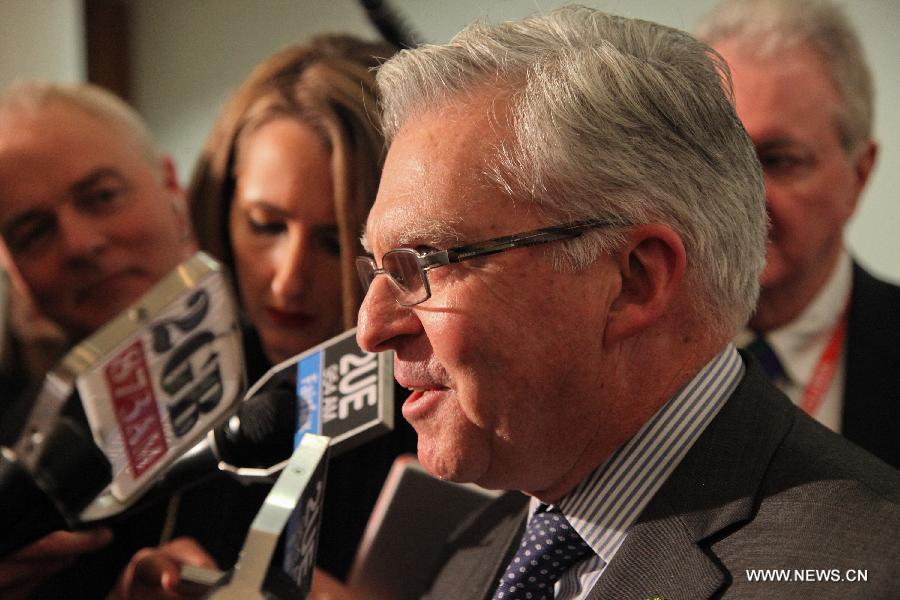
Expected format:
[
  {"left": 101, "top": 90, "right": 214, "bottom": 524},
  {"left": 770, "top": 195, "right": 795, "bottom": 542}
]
[
  {"left": 1, "top": 252, "right": 245, "bottom": 553},
  {"left": 76, "top": 326, "right": 395, "bottom": 533},
  {"left": 175, "top": 330, "right": 395, "bottom": 597},
  {"left": 1, "top": 250, "right": 395, "bottom": 592},
  {"left": 153, "top": 326, "right": 394, "bottom": 494},
  {"left": 186, "top": 433, "right": 332, "bottom": 599}
]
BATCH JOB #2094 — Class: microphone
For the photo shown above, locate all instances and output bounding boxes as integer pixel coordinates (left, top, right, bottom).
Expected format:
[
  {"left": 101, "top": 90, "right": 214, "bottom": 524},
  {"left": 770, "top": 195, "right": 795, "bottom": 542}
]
[
  {"left": 213, "top": 386, "right": 296, "bottom": 469},
  {"left": 0, "top": 415, "right": 111, "bottom": 555},
  {"left": 0, "top": 252, "right": 246, "bottom": 552},
  {"left": 359, "top": 0, "right": 421, "bottom": 49},
  {"left": 84, "top": 325, "right": 395, "bottom": 540},
  {"left": 174, "top": 328, "right": 397, "bottom": 597},
  {"left": 146, "top": 325, "right": 395, "bottom": 493},
  {"left": 138, "top": 386, "right": 296, "bottom": 499}
]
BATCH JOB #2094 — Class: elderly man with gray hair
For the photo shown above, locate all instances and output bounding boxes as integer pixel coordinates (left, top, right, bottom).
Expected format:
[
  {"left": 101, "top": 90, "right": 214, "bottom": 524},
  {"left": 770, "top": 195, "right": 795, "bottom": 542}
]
[
  {"left": 696, "top": 0, "right": 899, "bottom": 470},
  {"left": 351, "top": 5, "right": 900, "bottom": 599}
]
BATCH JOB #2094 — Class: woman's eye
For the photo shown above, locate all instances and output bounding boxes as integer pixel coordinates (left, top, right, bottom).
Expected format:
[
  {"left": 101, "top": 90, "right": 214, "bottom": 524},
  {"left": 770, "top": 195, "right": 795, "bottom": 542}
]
[{"left": 247, "top": 216, "right": 286, "bottom": 235}]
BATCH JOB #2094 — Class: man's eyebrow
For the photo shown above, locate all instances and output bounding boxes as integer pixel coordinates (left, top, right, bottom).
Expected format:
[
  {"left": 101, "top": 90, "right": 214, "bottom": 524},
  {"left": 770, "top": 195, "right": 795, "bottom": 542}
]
[
  {"left": 754, "top": 137, "right": 805, "bottom": 152},
  {"left": 398, "top": 219, "right": 464, "bottom": 247},
  {"left": 69, "top": 167, "right": 126, "bottom": 196},
  {"left": 360, "top": 216, "right": 465, "bottom": 255},
  {"left": 1, "top": 167, "right": 126, "bottom": 239}
]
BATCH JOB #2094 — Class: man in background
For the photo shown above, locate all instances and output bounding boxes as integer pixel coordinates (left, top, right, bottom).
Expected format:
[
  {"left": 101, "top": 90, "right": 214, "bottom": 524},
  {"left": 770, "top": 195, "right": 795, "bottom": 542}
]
[
  {"left": 697, "top": 0, "right": 899, "bottom": 469},
  {"left": 0, "top": 82, "right": 251, "bottom": 598}
]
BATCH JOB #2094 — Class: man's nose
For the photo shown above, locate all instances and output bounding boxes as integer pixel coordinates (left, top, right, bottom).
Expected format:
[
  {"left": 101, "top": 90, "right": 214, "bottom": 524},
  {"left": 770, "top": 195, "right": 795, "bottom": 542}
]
[
  {"left": 58, "top": 210, "right": 108, "bottom": 260},
  {"left": 356, "top": 276, "right": 421, "bottom": 354}
]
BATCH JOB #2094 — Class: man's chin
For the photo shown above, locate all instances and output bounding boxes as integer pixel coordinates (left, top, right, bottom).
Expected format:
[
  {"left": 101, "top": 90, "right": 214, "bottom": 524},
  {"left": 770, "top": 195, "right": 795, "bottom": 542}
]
[
  {"left": 418, "top": 443, "right": 502, "bottom": 494},
  {"left": 418, "top": 446, "right": 476, "bottom": 484}
]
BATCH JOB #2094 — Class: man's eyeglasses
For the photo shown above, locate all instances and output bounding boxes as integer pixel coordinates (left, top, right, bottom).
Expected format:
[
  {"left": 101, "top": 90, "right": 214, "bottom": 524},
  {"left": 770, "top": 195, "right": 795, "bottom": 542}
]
[{"left": 355, "top": 219, "right": 626, "bottom": 306}]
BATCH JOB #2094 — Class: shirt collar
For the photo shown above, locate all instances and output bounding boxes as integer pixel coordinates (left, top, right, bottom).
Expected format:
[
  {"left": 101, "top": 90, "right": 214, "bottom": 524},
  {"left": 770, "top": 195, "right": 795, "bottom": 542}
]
[{"left": 532, "top": 344, "right": 744, "bottom": 565}]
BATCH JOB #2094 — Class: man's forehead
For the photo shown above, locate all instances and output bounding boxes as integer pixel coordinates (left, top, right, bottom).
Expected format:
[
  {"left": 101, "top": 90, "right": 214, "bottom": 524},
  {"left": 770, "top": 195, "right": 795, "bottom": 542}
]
[
  {"left": 364, "top": 92, "right": 521, "bottom": 254},
  {"left": 0, "top": 105, "right": 144, "bottom": 229},
  {"left": 363, "top": 196, "right": 466, "bottom": 253}
]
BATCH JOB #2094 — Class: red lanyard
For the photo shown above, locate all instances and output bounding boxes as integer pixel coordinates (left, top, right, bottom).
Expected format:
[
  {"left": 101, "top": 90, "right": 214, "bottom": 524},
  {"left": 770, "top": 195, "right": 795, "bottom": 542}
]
[{"left": 800, "top": 305, "right": 849, "bottom": 416}]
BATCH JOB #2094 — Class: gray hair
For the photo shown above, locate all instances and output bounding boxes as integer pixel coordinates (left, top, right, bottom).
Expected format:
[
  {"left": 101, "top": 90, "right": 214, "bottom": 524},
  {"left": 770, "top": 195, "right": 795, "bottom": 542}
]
[
  {"left": 695, "top": 0, "right": 873, "bottom": 154},
  {"left": 0, "top": 81, "right": 161, "bottom": 168},
  {"left": 376, "top": 5, "right": 766, "bottom": 336}
]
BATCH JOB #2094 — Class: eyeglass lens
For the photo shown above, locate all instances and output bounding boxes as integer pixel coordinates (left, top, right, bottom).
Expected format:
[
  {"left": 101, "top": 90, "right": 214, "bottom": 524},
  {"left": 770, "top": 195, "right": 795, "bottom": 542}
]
[{"left": 356, "top": 250, "right": 429, "bottom": 305}]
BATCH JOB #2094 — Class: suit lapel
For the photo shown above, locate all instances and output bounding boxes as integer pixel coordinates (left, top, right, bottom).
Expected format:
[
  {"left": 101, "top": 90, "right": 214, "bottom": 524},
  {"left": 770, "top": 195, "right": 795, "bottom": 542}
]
[
  {"left": 591, "top": 358, "right": 796, "bottom": 599},
  {"left": 588, "top": 514, "right": 724, "bottom": 600}
]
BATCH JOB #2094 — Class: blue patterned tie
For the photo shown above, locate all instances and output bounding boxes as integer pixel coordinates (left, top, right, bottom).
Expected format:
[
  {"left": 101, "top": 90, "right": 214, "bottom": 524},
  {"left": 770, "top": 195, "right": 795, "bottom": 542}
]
[{"left": 492, "top": 505, "right": 592, "bottom": 600}]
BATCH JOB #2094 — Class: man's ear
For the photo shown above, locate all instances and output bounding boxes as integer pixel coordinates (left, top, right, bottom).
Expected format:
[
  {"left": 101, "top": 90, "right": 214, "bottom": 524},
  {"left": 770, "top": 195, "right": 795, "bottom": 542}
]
[
  {"left": 603, "top": 224, "right": 686, "bottom": 343},
  {"left": 160, "top": 155, "right": 183, "bottom": 194},
  {"left": 849, "top": 140, "right": 877, "bottom": 214},
  {"left": 160, "top": 155, "right": 196, "bottom": 252}
]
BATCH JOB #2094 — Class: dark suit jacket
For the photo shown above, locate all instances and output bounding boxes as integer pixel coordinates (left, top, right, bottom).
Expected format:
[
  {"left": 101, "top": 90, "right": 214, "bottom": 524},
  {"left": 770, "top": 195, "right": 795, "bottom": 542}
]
[
  {"left": 843, "top": 262, "right": 900, "bottom": 468},
  {"left": 422, "top": 357, "right": 900, "bottom": 599}
]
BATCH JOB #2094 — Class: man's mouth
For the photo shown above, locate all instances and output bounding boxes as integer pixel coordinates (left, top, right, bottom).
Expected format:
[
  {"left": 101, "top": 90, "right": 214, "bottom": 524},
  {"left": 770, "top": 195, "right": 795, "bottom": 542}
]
[
  {"left": 75, "top": 268, "right": 145, "bottom": 305},
  {"left": 397, "top": 378, "right": 451, "bottom": 395},
  {"left": 399, "top": 382, "right": 450, "bottom": 421}
]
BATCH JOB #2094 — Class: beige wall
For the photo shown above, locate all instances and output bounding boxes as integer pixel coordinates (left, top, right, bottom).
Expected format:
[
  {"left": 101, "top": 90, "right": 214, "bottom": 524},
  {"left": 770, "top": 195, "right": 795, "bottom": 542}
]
[{"left": 0, "top": 0, "right": 85, "bottom": 87}]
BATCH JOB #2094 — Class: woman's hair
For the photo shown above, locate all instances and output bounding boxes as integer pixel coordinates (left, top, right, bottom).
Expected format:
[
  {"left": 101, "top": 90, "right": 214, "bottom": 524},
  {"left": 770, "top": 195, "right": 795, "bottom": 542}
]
[{"left": 188, "top": 34, "right": 395, "bottom": 329}]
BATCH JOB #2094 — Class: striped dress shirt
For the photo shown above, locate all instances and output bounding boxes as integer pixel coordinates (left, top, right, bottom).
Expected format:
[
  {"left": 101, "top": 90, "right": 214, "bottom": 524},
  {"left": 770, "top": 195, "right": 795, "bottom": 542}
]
[{"left": 539, "top": 344, "right": 744, "bottom": 599}]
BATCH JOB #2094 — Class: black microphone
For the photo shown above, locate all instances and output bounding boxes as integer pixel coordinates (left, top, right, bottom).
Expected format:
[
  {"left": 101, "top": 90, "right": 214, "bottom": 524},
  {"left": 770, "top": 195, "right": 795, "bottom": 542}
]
[
  {"left": 359, "top": 0, "right": 421, "bottom": 49},
  {"left": 141, "top": 386, "right": 297, "bottom": 500},
  {"left": 0, "top": 416, "right": 111, "bottom": 556},
  {"left": 212, "top": 386, "right": 296, "bottom": 469}
]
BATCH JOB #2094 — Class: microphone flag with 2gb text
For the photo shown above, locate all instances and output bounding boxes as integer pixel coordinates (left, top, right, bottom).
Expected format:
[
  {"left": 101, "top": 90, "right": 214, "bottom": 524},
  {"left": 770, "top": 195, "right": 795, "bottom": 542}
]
[
  {"left": 75, "top": 253, "right": 245, "bottom": 518},
  {"left": 0, "top": 252, "right": 245, "bottom": 554}
]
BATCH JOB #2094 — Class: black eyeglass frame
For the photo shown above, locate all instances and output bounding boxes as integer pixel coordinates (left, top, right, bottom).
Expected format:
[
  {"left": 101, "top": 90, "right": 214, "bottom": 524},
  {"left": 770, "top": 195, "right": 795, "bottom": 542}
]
[{"left": 356, "top": 218, "right": 627, "bottom": 307}]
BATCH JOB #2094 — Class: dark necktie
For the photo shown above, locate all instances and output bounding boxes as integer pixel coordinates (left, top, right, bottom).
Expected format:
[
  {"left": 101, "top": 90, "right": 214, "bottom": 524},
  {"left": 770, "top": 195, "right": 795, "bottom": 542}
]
[
  {"left": 744, "top": 335, "right": 785, "bottom": 380},
  {"left": 492, "top": 505, "right": 592, "bottom": 600}
]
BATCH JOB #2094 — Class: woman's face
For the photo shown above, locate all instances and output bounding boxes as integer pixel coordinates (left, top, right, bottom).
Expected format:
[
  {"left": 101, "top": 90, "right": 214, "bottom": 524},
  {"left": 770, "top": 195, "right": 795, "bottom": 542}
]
[{"left": 229, "top": 118, "right": 344, "bottom": 364}]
